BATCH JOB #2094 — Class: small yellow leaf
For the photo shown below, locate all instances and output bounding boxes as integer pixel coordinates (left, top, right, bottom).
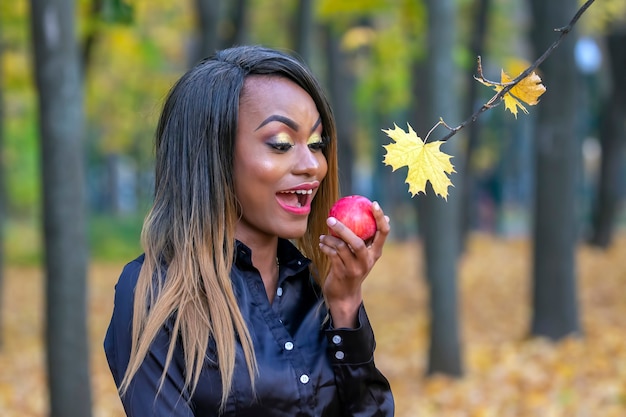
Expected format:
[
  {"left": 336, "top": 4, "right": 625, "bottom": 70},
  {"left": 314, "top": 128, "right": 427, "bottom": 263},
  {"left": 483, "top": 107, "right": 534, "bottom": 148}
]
[
  {"left": 382, "top": 123, "right": 455, "bottom": 199},
  {"left": 479, "top": 69, "right": 546, "bottom": 118}
]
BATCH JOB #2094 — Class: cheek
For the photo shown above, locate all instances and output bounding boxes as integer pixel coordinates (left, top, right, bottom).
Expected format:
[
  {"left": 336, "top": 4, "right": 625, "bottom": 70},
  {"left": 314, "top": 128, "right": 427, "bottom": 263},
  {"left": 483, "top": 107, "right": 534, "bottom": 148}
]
[
  {"left": 318, "top": 153, "right": 328, "bottom": 180},
  {"left": 233, "top": 153, "right": 282, "bottom": 199},
  {"left": 243, "top": 157, "right": 283, "bottom": 184}
]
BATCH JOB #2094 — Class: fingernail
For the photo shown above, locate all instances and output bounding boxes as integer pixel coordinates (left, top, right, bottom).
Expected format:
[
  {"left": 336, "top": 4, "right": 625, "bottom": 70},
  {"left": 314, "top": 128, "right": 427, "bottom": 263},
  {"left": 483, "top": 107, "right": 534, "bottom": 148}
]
[
  {"left": 385, "top": 215, "right": 390, "bottom": 223},
  {"left": 373, "top": 201, "right": 380, "bottom": 211},
  {"left": 327, "top": 217, "right": 337, "bottom": 226}
]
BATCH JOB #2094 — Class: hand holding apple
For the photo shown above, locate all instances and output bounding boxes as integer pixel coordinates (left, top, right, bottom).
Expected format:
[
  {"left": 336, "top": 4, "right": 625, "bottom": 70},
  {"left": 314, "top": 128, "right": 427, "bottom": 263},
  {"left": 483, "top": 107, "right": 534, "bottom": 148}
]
[
  {"left": 328, "top": 195, "right": 377, "bottom": 242},
  {"left": 321, "top": 195, "right": 389, "bottom": 328}
]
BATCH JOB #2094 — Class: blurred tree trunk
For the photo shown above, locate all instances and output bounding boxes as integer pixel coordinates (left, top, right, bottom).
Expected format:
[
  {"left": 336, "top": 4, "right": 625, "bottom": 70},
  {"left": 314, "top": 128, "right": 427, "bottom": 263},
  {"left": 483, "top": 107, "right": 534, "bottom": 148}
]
[
  {"left": 222, "top": 0, "right": 248, "bottom": 47},
  {"left": 294, "top": 0, "right": 314, "bottom": 64},
  {"left": 0, "top": 21, "right": 5, "bottom": 350},
  {"left": 324, "top": 26, "right": 356, "bottom": 195},
  {"left": 85, "top": 0, "right": 121, "bottom": 215},
  {"left": 192, "top": 0, "right": 248, "bottom": 64},
  {"left": 105, "top": 153, "right": 121, "bottom": 214},
  {"left": 29, "top": 1, "right": 93, "bottom": 416},
  {"left": 417, "top": 0, "right": 463, "bottom": 377},
  {"left": 588, "top": 30, "right": 626, "bottom": 248},
  {"left": 192, "top": 0, "right": 221, "bottom": 63},
  {"left": 529, "top": 0, "right": 582, "bottom": 339},
  {"left": 460, "top": 0, "right": 491, "bottom": 247}
]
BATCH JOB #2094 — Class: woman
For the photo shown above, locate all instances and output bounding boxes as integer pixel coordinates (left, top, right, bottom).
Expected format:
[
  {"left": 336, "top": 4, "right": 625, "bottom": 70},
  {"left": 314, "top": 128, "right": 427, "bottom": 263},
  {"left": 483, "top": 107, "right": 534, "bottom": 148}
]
[{"left": 104, "top": 45, "right": 394, "bottom": 416}]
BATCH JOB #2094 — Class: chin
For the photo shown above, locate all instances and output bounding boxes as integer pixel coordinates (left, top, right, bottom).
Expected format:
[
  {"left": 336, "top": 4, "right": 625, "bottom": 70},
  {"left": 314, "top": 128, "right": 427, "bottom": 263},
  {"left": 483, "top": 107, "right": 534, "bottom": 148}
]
[{"left": 279, "top": 224, "right": 308, "bottom": 240}]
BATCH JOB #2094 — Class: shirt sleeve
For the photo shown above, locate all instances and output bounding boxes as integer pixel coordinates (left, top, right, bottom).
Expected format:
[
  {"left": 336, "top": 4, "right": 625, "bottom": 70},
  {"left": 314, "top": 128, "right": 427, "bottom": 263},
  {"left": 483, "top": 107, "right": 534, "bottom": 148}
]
[
  {"left": 104, "top": 259, "right": 194, "bottom": 417},
  {"left": 325, "top": 304, "right": 395, "bottom": 417}
]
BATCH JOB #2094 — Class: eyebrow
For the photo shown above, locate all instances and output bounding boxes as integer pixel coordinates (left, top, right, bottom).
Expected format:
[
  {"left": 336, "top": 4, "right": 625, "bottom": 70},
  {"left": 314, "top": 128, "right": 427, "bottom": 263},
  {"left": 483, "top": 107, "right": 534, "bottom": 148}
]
[
  {"left": 255, "top": 115, "right": 299, "bottom": 131},
  {"left": 255, "top": 115, "right": 322, "bottom": 134},
  {"left": 310, "top": 117, "right": 322, "bottom": 134}
]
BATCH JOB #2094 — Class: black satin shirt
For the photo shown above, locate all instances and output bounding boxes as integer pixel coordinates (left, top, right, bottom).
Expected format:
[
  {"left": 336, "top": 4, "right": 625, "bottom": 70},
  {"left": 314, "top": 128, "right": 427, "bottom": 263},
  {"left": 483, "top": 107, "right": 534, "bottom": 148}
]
[{"left": 104, "top": 238, "right": 394, "bottom": 416}]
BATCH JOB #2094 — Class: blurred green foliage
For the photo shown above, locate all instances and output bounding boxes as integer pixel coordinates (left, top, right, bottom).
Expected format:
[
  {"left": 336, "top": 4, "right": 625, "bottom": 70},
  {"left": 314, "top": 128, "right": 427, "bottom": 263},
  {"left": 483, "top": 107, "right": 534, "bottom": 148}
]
[
  {"left": 1, "top": 0, "right": 622, "bottom": 265},
  {"left": 102, "top": 0, "right": 134, "bottom": 24},
  {"left": 6, "top": 214, "right": 144, "bottom": 265},
  {"left": 87, "top": 213, "right": 145, "bottom": 262},
  {"left": 5, "top": 103, "right": 39, "bottom": 218}
]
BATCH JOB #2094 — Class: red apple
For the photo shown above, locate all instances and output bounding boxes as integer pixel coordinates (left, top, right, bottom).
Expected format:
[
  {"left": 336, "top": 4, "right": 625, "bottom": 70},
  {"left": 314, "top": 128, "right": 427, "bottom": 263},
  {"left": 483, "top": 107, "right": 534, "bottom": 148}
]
[{"left": 328, "top": 195, "right": 377, "bottom": 242}]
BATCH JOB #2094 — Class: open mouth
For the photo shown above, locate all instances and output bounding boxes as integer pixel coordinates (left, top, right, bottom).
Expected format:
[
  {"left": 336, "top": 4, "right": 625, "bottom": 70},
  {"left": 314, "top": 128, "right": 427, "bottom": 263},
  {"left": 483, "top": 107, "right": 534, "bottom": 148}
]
[{"left": 276, "top": 189, "right": 313, "bottom": 208}]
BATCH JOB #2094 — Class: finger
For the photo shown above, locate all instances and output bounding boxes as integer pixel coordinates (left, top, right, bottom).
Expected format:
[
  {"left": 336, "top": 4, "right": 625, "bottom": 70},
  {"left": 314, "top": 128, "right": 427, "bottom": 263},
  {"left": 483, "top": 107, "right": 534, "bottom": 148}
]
[
  {"left": 320, "top": 235, "right": 371, "bottom": 282},
  {"left": 325, "top": 217, "right": 366, "bottom": 252},
  {"left": 319, "top": 235, "right": 351, "bottom": 266},
  {"left": 368, "top": 202, "right": 390, "bottom": 255},
  {"left": 372, "top": 201, "right": 390, "bottom": 235}
]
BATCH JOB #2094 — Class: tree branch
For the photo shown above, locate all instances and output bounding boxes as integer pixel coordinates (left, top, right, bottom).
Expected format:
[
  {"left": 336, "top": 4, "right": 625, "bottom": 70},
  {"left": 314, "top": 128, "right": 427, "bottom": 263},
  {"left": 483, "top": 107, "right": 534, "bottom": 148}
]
[{"left": 432, "top": 0, "right": 596, "bottom": 143}]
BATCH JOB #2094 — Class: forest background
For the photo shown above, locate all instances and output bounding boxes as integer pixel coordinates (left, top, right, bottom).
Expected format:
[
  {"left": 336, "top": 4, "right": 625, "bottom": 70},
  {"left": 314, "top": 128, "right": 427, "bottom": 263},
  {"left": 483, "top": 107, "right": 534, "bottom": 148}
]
[{"left": 0, "top": 0, "right": 625, "bottom": 416}]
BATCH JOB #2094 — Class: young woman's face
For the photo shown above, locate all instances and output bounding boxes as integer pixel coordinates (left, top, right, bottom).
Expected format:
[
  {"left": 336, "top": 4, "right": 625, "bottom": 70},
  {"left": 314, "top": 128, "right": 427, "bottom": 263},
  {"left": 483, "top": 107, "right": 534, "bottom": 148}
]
[{"left": 233, "top": 75, "right": 328, "bottom": 243}]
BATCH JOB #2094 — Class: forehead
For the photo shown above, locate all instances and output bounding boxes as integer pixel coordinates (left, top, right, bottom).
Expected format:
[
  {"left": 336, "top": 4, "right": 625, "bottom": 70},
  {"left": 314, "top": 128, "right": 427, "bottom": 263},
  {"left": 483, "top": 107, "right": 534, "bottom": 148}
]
[
  {"left": 239, "top": 76, "right": 319, "bottom": 118},
  {"left": 241, "top": 75, "right": 299, "bottom": 97}
]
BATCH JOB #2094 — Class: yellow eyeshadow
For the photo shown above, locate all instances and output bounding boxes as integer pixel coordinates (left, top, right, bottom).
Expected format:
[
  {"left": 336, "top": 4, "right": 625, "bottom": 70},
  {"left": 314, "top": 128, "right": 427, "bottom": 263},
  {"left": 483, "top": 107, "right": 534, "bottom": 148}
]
[
  {"left": 307, "top": 133, "right": 323, "bottom": 145},
  {"left": 275, "top": 132, "right": 294, "bottom": 144}
]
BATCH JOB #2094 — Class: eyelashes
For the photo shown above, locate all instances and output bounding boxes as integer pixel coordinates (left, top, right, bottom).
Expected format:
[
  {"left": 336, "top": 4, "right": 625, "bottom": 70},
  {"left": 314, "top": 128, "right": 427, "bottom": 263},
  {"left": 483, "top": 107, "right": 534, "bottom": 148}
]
[
  {"left": 268, "top": 132, "right": 295, "bottom": 151},
  {"left": 306, "top": 133, "right": 328, "bottom": 151},
  {"left": 269, "top": 142, "right": 294, "bottom": 152},
  {"left": 268, "top": 132, "right": 328, "bottom": 152}
]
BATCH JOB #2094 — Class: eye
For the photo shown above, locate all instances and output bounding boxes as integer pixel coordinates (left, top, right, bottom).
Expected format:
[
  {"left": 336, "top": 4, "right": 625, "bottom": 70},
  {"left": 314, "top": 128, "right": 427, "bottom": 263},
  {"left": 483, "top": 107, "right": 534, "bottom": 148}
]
[
  {"left": 267, "top": 132, "right": 294, "bottom": 152},
  {"left": 269, "top": 142, "right": 294, "bottom": 152},
  {"left": 307, "top": 133, "right": 328, "bottom": 152},
  {"left": 308, "top": 141, "right": 327, "bottom": 152}
]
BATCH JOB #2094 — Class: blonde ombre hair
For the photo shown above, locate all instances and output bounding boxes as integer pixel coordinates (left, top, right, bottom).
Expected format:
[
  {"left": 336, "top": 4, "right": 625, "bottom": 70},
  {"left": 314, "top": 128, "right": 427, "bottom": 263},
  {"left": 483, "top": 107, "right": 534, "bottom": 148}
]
[{"left": 119, "top": 46, "right": 339, "bottom": 411}]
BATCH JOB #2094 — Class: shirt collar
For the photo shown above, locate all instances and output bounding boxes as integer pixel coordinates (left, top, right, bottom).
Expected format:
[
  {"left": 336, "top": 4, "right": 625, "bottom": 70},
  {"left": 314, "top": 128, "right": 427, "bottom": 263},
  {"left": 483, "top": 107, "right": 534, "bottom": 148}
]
[{"left": 234, "top": 238, "right": 311, "bottom": 273}]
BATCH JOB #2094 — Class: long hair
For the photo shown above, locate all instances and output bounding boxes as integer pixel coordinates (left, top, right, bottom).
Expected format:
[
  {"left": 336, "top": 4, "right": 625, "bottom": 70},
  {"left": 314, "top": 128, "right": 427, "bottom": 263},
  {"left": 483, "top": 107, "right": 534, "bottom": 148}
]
[{"left": 119, "top": 45, "right": 339, "bottom": 410}]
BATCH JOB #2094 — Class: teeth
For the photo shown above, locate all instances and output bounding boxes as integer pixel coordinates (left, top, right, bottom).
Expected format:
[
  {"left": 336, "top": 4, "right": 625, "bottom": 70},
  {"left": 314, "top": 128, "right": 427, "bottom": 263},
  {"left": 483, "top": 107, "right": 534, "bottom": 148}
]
[{"left": 280, "top": 189, "right": 313, "bottom": 195}]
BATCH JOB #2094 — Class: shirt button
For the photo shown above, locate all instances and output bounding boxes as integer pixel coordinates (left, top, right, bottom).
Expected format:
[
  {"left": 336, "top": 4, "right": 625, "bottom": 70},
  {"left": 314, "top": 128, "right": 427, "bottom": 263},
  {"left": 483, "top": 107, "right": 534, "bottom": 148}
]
[
  {"left": 276, "top": 287, "right": 283, "bottom": 297},
  {"left": 332, "top": 335, "right": 342, "bottom": 345},
  {"left": 335, "top": 351, "right": 345, "bottom": 360},
  {"left": 297, "top": 260, "right": 302, "bottom": 265},
  {"left": 300, "top": 374, "right": 309, "bottom": 384},
  {"left": 284, "top": 341, "right": 294, "bottom": 351}
]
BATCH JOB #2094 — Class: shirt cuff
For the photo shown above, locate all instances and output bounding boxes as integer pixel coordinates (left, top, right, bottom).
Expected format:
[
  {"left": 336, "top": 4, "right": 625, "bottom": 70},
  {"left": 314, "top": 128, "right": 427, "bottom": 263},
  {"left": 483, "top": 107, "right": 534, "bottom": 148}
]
[{"left": 325, "top": 304, "right": 376, "bottom": 365}]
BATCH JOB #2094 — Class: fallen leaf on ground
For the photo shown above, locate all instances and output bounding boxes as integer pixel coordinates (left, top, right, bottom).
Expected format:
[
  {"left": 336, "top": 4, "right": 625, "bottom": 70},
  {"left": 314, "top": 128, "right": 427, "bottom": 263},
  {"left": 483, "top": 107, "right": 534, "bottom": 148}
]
[{"left": 1, "top": 234, "right": 625, "bottom": 416}]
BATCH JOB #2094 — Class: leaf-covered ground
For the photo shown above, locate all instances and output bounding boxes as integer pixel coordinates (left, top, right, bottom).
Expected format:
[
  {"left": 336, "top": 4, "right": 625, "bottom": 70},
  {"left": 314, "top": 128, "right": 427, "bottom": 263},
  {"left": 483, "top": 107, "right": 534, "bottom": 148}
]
[{"left": 1, "top": 233, "right": 625, "bottom": 416}]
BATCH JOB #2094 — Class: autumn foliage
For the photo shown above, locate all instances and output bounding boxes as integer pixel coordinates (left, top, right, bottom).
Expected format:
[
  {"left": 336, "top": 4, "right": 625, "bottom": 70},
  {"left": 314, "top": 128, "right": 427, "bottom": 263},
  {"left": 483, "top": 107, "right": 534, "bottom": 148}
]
[
  {"left": 1, "top": 233, "right": 625, "bottom": 416},
  {"left": 382, "top": 65, "right": 546, "bottom": 200},
  {"left": 382, "top": 123, "right": 456, "bottom": 200},
  {"left": 478, "top": 69, "right": 546, "bottom": 118}
]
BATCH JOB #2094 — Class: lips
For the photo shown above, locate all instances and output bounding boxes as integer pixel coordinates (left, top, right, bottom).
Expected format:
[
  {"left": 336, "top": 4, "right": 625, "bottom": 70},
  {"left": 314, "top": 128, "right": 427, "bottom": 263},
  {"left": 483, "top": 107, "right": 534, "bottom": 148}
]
[
  {"left": 276, "top": 188, "right": 312, "bottom": 208},
  {"left": 276, "top": 186, "right": 316, "bottom": 215}
]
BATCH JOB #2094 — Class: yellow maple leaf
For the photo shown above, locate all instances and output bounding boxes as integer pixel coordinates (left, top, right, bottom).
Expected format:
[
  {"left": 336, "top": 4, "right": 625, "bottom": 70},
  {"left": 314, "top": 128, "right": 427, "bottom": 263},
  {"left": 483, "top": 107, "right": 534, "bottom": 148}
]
[
  {"left": 382, "top": 123, "right": 455, "bottom": 199},
  {"left": 479, "top": 69, "right": 546, "bottom": 118}
]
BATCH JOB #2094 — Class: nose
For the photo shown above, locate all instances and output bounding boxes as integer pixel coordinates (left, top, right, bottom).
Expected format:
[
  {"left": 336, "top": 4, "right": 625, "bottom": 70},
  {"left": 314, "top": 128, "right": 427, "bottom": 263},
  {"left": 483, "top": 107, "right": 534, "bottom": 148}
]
[{"left": 293, "top": 144, "right": 326, "bottom": 177}]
